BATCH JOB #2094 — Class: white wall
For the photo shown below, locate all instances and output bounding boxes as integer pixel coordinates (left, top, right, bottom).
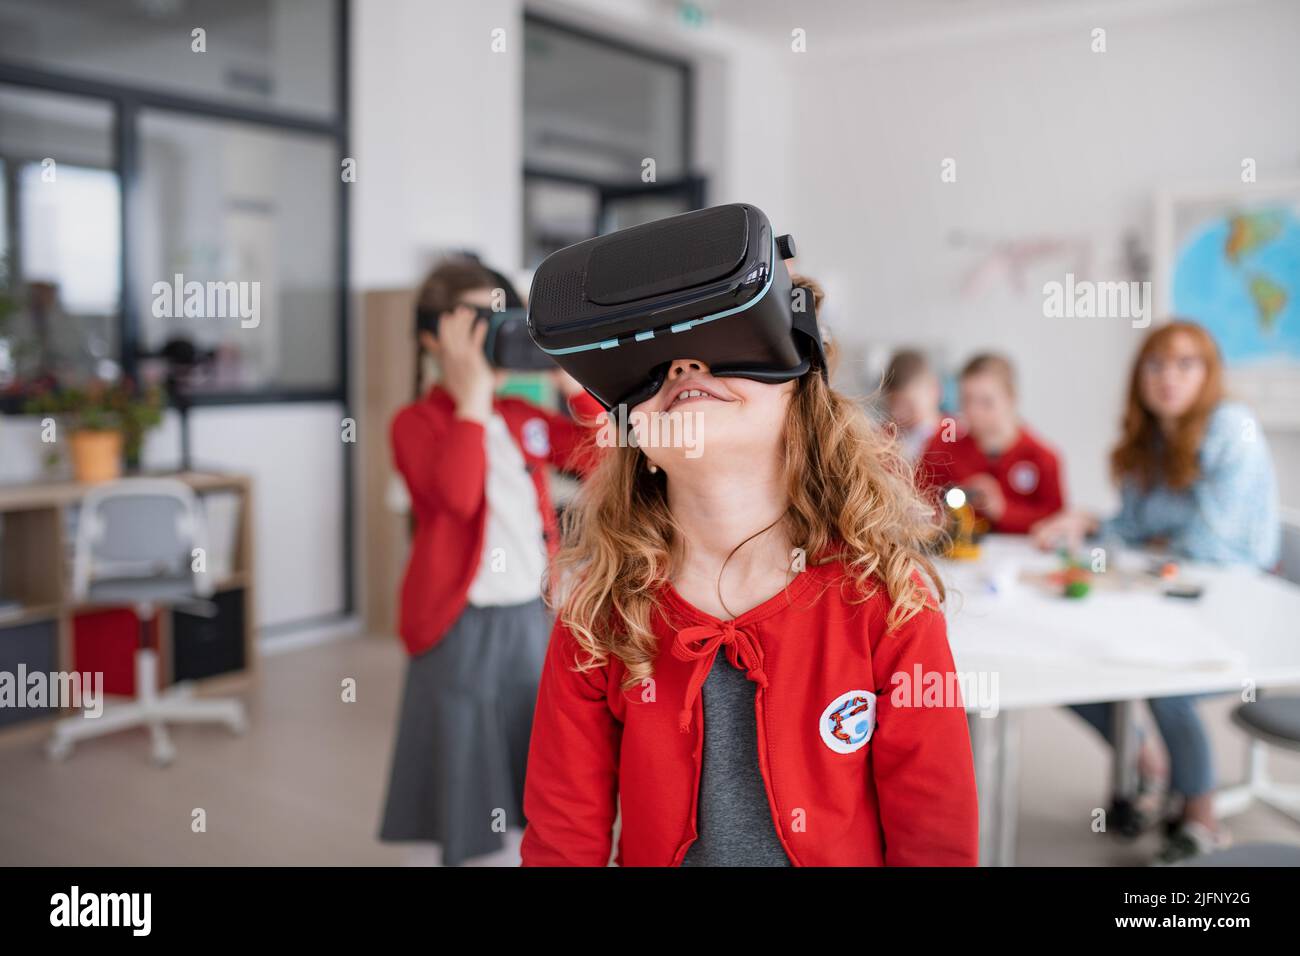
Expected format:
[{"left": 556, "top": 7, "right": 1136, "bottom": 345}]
[
  {"left": 782, "top": 0, "right": 1300, "bottom": 510},
  {"left": 350, "top": 0, "right": 523, "bottom": 288}
]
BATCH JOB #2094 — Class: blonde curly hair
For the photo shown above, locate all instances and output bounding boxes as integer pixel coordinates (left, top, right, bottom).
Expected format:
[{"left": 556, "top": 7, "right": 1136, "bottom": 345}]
[{"left": 548, "top": 275, "right": 945, "bottom": 687}]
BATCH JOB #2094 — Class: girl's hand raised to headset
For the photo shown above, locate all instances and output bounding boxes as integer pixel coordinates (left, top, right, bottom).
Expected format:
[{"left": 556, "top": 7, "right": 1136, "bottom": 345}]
[{"left": 438, "top": 306, "right": 494, "bottom": 424}]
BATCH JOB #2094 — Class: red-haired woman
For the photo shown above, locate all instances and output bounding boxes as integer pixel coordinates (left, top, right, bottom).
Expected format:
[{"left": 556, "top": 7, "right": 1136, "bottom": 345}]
[{"left": 1033, "top": 320, "right": 1280, "bottom": 863}]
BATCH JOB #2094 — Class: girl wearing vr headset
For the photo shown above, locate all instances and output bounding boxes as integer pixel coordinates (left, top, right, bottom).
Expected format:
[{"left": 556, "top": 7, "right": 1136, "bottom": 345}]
[
  {"left": 520, "top": 275, "right": 979, "bottom": 866},
  {"left": 378, "top": 258, "right": 601, "bottom": 866}
]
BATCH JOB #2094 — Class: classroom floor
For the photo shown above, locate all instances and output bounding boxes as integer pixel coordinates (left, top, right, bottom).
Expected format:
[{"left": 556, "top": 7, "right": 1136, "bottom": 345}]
[{"left": 1, "top": 635, "right": 1298, "bottom": 866}]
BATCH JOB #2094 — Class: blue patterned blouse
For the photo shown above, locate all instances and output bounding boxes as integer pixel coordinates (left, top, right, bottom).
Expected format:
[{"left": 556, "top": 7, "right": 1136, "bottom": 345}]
[{"left": 1101, "top": 402, "right": 1280, "bottom": 569}]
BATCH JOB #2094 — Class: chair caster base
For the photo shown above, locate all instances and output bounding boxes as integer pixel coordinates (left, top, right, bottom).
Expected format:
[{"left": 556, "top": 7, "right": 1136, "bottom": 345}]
[{"left": 46, "top": 738, "right": 73, "bottom": 762}]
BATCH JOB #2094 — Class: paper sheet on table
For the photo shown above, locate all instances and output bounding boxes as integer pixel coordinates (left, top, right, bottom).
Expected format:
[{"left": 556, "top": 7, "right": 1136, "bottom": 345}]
[{"left": 946, "top": 591, "right": 1246, "bottom": 672}]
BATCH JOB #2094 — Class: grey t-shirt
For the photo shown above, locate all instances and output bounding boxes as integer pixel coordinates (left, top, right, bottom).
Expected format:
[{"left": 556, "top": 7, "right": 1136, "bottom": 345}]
[{"left": 680, "top": 653, "right": 791, "bottom": 867}]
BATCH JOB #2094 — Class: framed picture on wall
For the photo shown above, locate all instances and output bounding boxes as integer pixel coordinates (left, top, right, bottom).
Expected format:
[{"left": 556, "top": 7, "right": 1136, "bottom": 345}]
[{"left": 1154, "top": 179, "right": 1300, "bottom": 429}]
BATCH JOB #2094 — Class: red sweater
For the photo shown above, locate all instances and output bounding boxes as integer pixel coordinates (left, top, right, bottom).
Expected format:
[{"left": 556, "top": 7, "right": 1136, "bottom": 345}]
[
  {"left": 520, "top": 560, "right": 979, "bottom": 866},
  {"left": 390, "top": 386, "right": 603, "bottom": 657},
  {"left": 918, "top": 425, "right": 1065, "bottom": 534}
]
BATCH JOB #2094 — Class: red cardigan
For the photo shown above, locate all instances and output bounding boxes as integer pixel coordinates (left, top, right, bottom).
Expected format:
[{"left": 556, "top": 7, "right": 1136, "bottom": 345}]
[
  {"left": 390, "top": 386, "right": 603, "bottom": 657},
  {"left": 520, "top": 561, "right": 979, "bottom": 866},
  {"left": 918, "top": 425, "right": 1065, "bottom": 534}
]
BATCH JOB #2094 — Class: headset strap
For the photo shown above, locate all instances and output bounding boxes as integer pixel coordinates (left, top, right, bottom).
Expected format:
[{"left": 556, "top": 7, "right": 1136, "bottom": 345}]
[{"left": 789, "top": 287, "right": 829, "bottom": 383}]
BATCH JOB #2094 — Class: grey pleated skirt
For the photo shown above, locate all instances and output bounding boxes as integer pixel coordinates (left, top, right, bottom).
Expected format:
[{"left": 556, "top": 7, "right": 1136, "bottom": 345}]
[{"left": 379, "top": 598, "right": 549, "bottom": 866}]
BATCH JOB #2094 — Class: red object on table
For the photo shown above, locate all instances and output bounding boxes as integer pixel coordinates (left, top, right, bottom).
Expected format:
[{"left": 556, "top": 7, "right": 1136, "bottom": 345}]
[{"left": 72, "top": 608, "right": 161, "bottom": 696}]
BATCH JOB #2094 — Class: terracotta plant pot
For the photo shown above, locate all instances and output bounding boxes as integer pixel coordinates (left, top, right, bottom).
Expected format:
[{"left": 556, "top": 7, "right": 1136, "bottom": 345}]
[{"left": 69, "top": 429, "right": 124, "bottom": 484}]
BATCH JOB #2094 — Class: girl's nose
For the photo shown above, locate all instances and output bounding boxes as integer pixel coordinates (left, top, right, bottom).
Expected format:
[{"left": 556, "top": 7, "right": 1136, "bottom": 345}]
[{"left": 668, "top": 359, "right": 710, "bottom": 379}]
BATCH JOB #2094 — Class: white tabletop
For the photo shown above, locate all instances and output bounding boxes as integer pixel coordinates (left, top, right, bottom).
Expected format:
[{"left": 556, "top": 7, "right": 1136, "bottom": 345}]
[{"left": 938, "top": 535, "right": 1300, "bottom": 712}]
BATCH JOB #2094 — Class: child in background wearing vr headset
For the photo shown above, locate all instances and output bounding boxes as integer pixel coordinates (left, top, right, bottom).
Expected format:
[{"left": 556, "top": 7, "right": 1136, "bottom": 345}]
[
  {"left": 378, "top": 258, "right": 602, "bottom": 867},
  {"left": 519, "top": 211, "right": 978, "bottom": 864}
]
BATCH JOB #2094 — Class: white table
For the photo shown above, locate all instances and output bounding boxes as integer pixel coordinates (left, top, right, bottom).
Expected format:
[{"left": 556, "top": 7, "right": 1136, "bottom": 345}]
[{"left": 939, "top": 535, "right": 1300, "bottom": 866}]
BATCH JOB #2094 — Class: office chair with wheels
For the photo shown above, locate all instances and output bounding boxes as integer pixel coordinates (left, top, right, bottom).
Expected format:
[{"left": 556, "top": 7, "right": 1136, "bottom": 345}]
[
  {"left": 1217, "top": 510, "right": 1300, "bottom": 825},
  {"left": 47, "top": 478, "right": 247, "bottom": 766}
]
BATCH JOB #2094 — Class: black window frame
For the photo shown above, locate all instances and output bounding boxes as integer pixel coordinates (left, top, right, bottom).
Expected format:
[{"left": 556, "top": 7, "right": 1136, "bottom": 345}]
[{"left": 521, "top": 12, "right": 701, "bottom": 263}]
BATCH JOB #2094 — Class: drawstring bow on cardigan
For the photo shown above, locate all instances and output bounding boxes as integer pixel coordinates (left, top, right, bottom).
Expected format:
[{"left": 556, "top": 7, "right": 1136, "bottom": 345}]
[{"left": 670, "top": 620, "right": 768, "bottom": 733}]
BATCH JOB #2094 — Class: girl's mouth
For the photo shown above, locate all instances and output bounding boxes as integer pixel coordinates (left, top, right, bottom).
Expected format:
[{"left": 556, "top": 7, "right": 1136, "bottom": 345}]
[
  {"left": 665, "top": 381, "right": 732, "bottom": 408},
  {"left": 671, "top": 389, "right": 721, "bottom": 407}
]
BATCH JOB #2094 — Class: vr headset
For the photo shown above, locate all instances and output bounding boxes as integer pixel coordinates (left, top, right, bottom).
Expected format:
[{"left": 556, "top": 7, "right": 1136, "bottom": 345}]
[
  {"left": 526, "top": 203, "right": 826, "bottom": 410},
  {"left": 415, "top": 305, "right": 556, "bottom": 372}
]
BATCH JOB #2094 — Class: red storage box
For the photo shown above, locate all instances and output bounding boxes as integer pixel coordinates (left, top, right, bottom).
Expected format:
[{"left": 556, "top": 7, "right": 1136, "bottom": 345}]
[{"left": 72, "top": 609, "right": 161, "bottom": 697}]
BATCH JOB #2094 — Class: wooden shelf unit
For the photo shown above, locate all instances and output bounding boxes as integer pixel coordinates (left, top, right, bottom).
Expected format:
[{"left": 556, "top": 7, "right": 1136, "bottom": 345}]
[{"left": 0, "top": 471, "right": 256, "bottom": 740}]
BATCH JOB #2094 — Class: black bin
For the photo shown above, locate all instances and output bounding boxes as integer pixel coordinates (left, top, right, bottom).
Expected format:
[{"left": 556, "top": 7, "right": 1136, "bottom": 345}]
[
  {"left": 0, "top": 619, "right": 60, "bottom": 726},
  {"left": 171, "top": 589, "right": 246, "bottom": 682}
]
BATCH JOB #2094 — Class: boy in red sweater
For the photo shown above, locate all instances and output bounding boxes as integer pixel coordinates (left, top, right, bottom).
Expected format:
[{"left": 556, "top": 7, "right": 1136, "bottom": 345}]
[{"left": 919, "top": 353, "right": 1064, "bottom": 534}]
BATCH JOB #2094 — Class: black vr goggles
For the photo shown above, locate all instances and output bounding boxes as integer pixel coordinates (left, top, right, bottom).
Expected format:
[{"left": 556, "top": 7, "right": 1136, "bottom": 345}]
[
  {"left": 526, "top": 203, "right": 826, "bottom": 410},
  {"left": 415, "top": 305, "right": 557, "bottom": 372}
]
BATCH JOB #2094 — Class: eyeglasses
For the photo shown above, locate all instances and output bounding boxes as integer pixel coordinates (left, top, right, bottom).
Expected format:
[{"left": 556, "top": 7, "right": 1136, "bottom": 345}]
[{"left": 1141, "top": 355, "right": 1204, "bottom": 375}]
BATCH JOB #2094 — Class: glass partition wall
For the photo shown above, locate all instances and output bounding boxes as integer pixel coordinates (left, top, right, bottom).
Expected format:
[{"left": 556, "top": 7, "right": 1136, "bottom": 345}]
[
  {"left": 0, "top": 0, "right": 347, "bottom": 405},
  {"left": 0, "top": 0, "right": 351, "bottom": 623}
]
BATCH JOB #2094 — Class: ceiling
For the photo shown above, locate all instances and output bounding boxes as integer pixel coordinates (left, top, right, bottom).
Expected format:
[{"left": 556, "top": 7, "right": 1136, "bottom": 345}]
[
  {"left": 683, "top": 0, "right": 1216, "bottom": 44},
  {"left": 706, "top": 0, "right": 1055, "bottom": 34}
]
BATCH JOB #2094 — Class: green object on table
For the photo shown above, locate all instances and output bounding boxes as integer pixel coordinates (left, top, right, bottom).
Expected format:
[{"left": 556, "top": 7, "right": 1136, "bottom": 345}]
[{"left": 1064, "top": 580, "right": 1091, "bottom": 599}]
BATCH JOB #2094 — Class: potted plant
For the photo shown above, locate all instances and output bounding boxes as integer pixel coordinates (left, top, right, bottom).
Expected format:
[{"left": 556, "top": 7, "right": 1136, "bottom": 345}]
[{"left": 25, "top": 380, "right": 165, "bottom": 483}]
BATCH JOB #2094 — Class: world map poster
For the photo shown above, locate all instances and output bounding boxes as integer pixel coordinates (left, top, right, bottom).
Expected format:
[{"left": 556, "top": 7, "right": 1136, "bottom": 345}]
[{"left": 1157, "top": 183, "right": 1300, "bottom": 428}]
